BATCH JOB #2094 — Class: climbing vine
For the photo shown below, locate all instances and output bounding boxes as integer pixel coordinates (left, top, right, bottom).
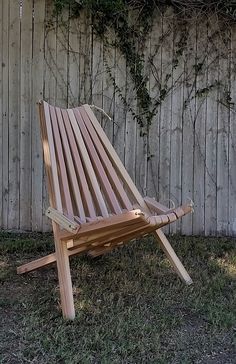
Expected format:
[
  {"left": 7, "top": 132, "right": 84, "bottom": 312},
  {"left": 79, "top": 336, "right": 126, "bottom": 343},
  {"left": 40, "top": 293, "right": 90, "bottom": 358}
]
[{"left": 52, "top": 0, "right": 235, "bottom": 128}]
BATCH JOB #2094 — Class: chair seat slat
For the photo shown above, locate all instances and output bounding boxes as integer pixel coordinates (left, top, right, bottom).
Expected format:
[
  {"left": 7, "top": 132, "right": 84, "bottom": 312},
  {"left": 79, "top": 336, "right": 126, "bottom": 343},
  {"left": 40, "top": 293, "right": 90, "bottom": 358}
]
[
  {"left": 61, "top": 109, "right": 96, "bottom": 219},
  {"left": 74, "top": 108, "right": 122, "bottom": 215},
  {"left": 49, "top": 105, "right": 74, "bottom": 217},
  {"left": 42, "top": 101, "right": 63, "bottom": 212},
  {"left": 67, "top": 109, "right": 109, "bottom": 218},
  {"left": 55, "top": 107, "right": 86, "bottom": 222}
]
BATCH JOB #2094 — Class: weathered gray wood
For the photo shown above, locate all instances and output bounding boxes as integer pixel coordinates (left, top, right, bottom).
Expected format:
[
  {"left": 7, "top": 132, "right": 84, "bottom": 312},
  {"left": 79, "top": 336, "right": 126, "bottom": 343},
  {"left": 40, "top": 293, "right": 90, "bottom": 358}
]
[
  {"left": 217, "top": 28, "right": 230, "bottom": 235},
  {"left": 56, "top": 8, "right": 69, "bottom": 107},
  {"left": 1, "top": 1, "right": 9, "bottom": 229},
  {"left": 193, "top": 20, "right": 207, "bottom": 235},
  {"left": 8, "top": 1, "right": 20, "bottom": 229},
  {"left": 205, "top": 18, "right": 218, "bottom": 236},
  {"left": 113, "top": 49, "right": 126, "bottom": 164},
  {"left": 169, "top": 20, "right": 184, "bottom": 234},
  {"left": 181, "top": 21, "right": 195, "bottom": 236},
  {"left": 229, "top": 25, "right": 236, "bottom": 236},
  {"left": 1, "top": 4, "right": 236, "bottom": 236},
  {"left": 68, "top": 15, "right": 80, "bottom": 107},
  {"left": 0, "top": 1, "right": 3, "bottom": 227},
  {"left": 146, "top": 12, "right": 162, "bottom": 201},
  {"left": 31, "top": 0, "right": 46, "bottom": 231},
  {"left": 20, "top": 0, "right": 33, "bottom": 230}
]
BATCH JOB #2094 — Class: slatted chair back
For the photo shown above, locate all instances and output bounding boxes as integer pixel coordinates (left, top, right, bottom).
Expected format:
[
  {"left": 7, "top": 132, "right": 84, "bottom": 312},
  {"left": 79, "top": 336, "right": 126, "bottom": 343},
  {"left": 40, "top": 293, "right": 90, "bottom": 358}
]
[{"left": 39, "top": 101, "right": 147, "bottom": 223}]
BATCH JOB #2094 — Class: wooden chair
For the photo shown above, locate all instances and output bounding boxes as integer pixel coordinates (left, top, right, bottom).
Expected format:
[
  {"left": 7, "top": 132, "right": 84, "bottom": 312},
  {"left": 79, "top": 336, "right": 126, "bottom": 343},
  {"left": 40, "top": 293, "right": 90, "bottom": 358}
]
[{"left": 17, "top": 101, "right": 194, "bottom": 320}]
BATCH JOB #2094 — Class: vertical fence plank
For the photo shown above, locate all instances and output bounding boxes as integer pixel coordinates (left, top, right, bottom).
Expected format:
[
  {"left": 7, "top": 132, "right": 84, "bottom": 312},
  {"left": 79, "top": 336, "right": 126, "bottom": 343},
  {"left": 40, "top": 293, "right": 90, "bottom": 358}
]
[
  {"left": 91, "top": 30, "right": 103, "bottom": 123},
  {"left": 181, "top": 20, "right": 195, "bottom": 235},
  {"left": 79, "top": 10, "right": 92, "bottom": 104},
  {"left": 31, "top": 0, "right": 45, "bottom": 231},
  {"left": 8, "top": 1, "right": 21, "bottom": 229},
  {"left": 68, "top": 15, "right": 80, "bottom": 107},
  {"left": 204, "top": 18, "right": 218, "bottom": 236},
  {"left": 158, "top": 11, "right": 173, "bottom": 235},
  {"left": 229, "top": 25, "right": 236, "bottom": 236},
  {"left": 103, "top": 33, "right": 116, "bottom": 142},
  {"left": 147, "top": 13, "right": 162, "bottom": 200},
  {"left": 169, "top": 20, "right": 184, "bottom": 234},
  {"left": 0, "top": 1, "right": 3, "bottom": 226},
  {"left": 20, "top": 0, "right": 33, "bottom": 230},
  {"left": 56, "top": 8, "right": 69, "bottom": 107},
  {"left": 135, "top": 31, "right": 150, "bottom": 196},
  {"left": 217, "top": 27, "right": 230, "bottom": 235},
  {"left": 125, "top": 65, "right": 137, "bottom": 183},
  {"left": 113, "top": 49, "right": 126, "bottom": 164},
  {"left": 1, "top": 1, "right": 9, "bottom": 229},
  {"left": 192, "top": 20, "right": 207, "bottom": 235},
  {"left": 43, "top": 0, "right": 57, "bottom": 231}
]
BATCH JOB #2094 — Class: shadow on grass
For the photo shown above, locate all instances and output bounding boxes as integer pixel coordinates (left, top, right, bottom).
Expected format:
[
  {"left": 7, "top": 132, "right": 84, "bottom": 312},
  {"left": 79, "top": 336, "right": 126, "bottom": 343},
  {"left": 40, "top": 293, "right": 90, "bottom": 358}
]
[{"left": 0, "top": 232, "right": 235, "bottom": 363}]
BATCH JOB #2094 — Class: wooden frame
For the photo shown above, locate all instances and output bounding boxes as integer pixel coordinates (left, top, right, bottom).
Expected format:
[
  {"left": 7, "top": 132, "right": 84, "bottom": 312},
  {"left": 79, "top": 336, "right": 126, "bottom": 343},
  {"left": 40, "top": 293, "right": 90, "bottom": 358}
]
[{"left": 17, "top": 101, "right": 194, "bottom": 319}]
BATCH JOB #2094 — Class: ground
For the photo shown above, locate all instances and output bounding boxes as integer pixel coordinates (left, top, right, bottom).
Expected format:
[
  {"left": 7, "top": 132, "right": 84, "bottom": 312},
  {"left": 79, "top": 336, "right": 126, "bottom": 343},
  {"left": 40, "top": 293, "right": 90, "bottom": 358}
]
[{"left": 0, "top": 232, "right": 235, "bottom": 364}]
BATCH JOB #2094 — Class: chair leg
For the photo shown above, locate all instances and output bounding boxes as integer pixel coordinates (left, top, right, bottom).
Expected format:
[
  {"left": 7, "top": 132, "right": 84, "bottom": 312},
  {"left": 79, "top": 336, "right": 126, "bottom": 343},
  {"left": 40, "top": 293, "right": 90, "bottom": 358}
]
[
  {"left": 54, "top": 237, "right": 75, "bottom": 320},
  {"left": 154, "top": 229, "right": 193, "bottom": 285}
]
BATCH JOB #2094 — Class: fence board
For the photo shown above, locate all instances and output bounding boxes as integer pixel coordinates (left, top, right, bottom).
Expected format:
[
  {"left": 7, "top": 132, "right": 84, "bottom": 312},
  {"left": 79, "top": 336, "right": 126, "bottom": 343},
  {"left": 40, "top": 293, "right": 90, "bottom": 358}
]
[
  {"left": 0, "top": 1, "right": 3, "bottom": 226},
  {"left": 217, "top": 29, "right": 230, "bottom": 235},
  {"left": 8, "top": 2, "right": 20, "bottom": 229},
  {"left": 20, "top": 0, "right": 33, "bottom": 230},
  {"left": 147, "top": 13, "right": 162, "bottom": 200},
  {"left": 229, "top": 25, "right": 236, "bottom": 236},
  {"left": 31, "top": 0, "right": 46, "bottom": 231},
  {"left": 205, "top": 19, "right": 218, "bottom": 236},
  {"left": 1, "top": 1, "right": 9, "bottom": 229},
  {"left": 170, "top": 21, "right": 184, "bottom": 234},
  {"left": 181, "top": 21, "right": 195, "bottom": 235},
  {"left": 193, "top": 20, "right": 207, "bottom": 235}
]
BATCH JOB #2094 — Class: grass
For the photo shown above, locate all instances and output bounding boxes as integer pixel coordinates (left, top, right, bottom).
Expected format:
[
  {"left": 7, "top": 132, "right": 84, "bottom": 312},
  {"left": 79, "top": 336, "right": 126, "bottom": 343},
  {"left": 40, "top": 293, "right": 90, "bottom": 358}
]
[{"left": 0, "top": 232, "right": 235, "bottom": 363}]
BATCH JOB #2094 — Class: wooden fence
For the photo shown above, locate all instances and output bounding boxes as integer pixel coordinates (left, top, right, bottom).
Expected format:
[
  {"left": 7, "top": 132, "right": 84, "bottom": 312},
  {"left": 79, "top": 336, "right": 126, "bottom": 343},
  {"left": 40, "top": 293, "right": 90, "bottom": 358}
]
[{"left": 1, "top": 0, "right": 236, "bottom": 236}]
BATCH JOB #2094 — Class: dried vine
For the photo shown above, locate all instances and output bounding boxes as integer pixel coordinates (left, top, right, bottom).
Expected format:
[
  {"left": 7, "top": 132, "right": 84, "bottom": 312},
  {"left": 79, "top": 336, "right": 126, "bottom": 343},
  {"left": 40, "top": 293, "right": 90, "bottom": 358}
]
[{"left": 53, "top": 0, "right": 234, "bottom": 129}]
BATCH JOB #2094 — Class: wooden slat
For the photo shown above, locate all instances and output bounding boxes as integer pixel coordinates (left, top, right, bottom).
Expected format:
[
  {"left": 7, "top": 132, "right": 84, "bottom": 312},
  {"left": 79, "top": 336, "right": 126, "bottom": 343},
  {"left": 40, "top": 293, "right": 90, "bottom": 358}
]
[
  {"left": 8, "top": 1, "right": 20, "bottom": 229},
  {"left": 67, "top": 108, "right": 109, "bottom": 217},
  {"left": 204, "top": 18, "right": 218, "bottom": 235},
  {"left": 78, "top": 9, "right": 92, "bottom": 104},
  {"left": 181, "top": 21, "right": 195, "bottom": 236},
  {"left": 113, "top": 49, "right": 126, "bottom": 164},
  {"left": 102, "top": 29, "right": 115, "bottom": 141},
  {"left": 0, "top": 0, "right": 3, "bottom": 226},
  {"left": 169, "top": 20, "right": 184, "bottom": 234},
  {"left": 80, "top": 107, "right": 133, "bottom": 210},
  {"left": 61, "top": 109, "right": 96, "bottom": 218},
  {"left": 75, "top": 107, "right": 122, "bottom": 214},
  {"left": 56, "top": 107, "right": 87, "bottom": 221},
  {"left": 40, "top": 101, "right": 63, "bottom": 212},
  {"left": 146, "top": 10, "right": 162, "bottom": 201},
  {"left": 193, "top": 20, "right": 207, "bottom": 235},
  {"left": 31, "top": 0, "right": 45, "bottom": 231},
  {"left": 68, "top": 14, "right": 80, "bottom": 107},
  {"left": 20, "top": 0, "right": 33, "bottom": 230},
  {"left": 158, "top": 11, "right": 173, "bottom": 235},
  {"left": 56, "top": 8, "right": 69, "bottom": 107},
  {"left": 43, "top": 0, "right": 57, "bottom": 231},
  {"left": 217, "top": 28, "right": 230, "bottom": 235},
  {"left": 2, "top": 1, "right": 9, "bottom": 229},
  {"left": 229, "top": 24, "right": 236, "bottom": 235},
  {"left": 49, "top": 106, "right": 74, "bottom": 217}
]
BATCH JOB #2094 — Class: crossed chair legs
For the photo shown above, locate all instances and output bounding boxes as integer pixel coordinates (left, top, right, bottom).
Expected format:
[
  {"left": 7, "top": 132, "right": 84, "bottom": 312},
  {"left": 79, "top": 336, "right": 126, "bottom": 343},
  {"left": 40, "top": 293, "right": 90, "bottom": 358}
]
[{"left": 17, "top": 224, "right": 192, "bottom": 320}]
